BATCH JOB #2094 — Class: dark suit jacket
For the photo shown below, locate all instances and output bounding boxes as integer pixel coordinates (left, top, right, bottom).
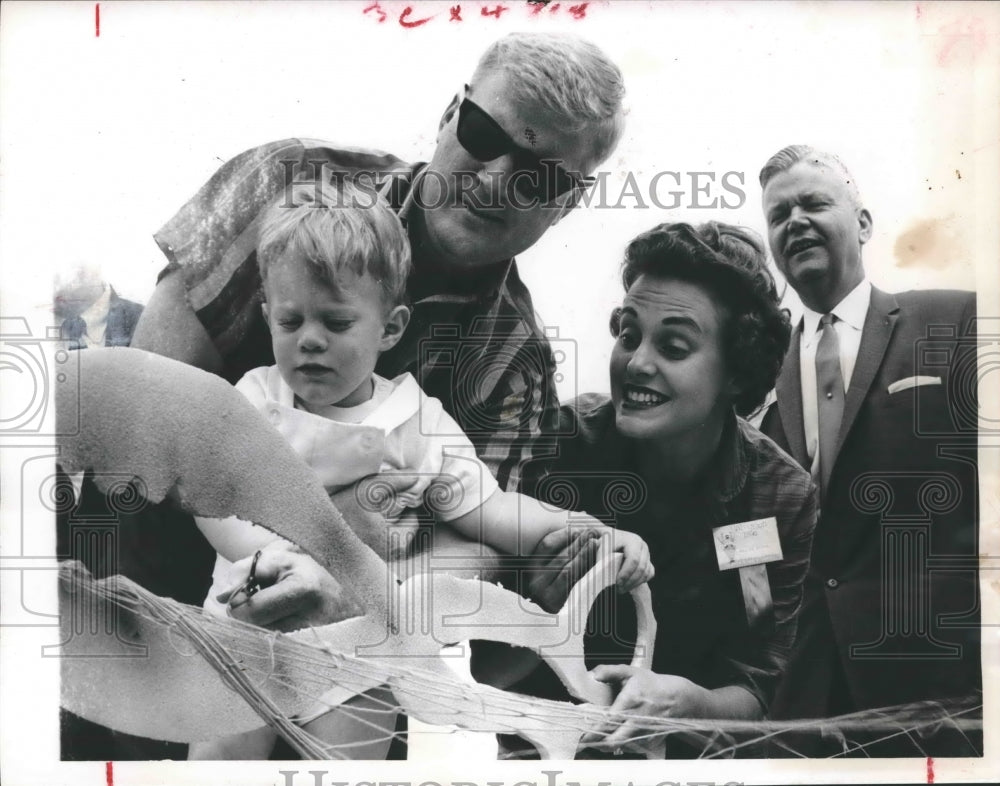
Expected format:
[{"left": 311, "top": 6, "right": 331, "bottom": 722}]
[
  {"left": 761, "top": 287, "right": 980, "bottom": 719},
  {"left": 60, "top": 289, "right": 144, "bottom": 349}
]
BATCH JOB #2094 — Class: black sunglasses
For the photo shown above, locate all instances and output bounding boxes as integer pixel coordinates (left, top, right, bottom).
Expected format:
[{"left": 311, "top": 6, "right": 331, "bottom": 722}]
[{"left": 456, "top": 97, "right": 594, "bottom": 203}]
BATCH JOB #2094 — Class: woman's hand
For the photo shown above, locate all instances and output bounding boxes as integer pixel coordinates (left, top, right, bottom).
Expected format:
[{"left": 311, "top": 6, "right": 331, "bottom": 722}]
[
  {"left": 217, "top": 540, "right": 365, "bottom": 631},
  {"left": 582, "top": 665, "right": 765, "bottom": 753},
  {"left": 581, "top": 665, "right": 711, "bottom": 753}
]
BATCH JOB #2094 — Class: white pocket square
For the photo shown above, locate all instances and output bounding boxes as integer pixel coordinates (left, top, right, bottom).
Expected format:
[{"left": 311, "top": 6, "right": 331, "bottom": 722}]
[{"left": 887, "top": 375, "right": 942, "bottom": 394}]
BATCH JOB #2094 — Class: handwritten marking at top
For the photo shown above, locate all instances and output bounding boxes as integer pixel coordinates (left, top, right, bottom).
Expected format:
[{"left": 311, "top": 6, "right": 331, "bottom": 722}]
[
  {"left": 363, "top": 1, "right": 593, "bottom": 27},
  {"left": 363, "top": 2, "right": 387, "bottom": 23},
  {"left": 400, "top": 6, "right": 434, "bottom": 27},
  {"left": 481, "top": 4, "right": 510, "bottom": 19}
]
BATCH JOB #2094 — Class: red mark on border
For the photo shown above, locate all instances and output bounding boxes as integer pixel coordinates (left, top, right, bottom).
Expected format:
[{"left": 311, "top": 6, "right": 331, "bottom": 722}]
[
  {"left": 363, "top": 2, "right": 387, "bottom": 23},
  {"left": 105, "top": 761, "right": 114, "bottom": 786},
  {"left": 926, "top": 756, "right": 935, "bottom": 783},
  {"left": 399, "top": 6, "right": 433, "bottom": 27},
  {"left": 95, "top": 4, "right": 100, "bottom": 37}
]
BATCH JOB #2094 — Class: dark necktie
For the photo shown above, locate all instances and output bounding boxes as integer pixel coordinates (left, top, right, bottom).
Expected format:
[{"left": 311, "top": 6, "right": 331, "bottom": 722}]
[
  {"left": 62, "top": 316, "right": 88, "bottom": 350},
  {"left": 816, "top": 313, "right": 845, "bottom": 497}
]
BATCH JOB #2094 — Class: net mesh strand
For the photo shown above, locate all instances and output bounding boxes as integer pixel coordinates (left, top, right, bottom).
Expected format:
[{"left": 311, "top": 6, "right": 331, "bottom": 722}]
[{"left": 58, "top": 563, "right": 982, "bottom": 760}]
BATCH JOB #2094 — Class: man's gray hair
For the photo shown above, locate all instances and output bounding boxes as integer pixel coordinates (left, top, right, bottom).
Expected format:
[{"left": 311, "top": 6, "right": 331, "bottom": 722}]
[
  {"left": 759, "top": 145, "right": 862, "bottom": 207},
  {"left": 472, "top": 32, "right": 626, "bottom": 168}
]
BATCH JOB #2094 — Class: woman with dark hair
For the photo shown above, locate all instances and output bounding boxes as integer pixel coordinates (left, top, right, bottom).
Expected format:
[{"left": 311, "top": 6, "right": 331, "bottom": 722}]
[{"left": 491, "top": 221, "right": 818, "bottom": 756}]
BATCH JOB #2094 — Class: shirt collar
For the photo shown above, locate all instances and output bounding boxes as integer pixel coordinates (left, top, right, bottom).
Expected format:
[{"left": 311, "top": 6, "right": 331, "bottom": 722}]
[
  {"left": 801, "top": 278, "right": 871, "bottom": 347},
  {"left": 80, "top": 285, "right": 112, "bottom": 329}
]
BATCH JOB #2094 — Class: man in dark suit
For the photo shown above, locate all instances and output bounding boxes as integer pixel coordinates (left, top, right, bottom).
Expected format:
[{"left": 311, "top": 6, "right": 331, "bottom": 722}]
[
  {"left": 55, "top": 266, "right": 144, "bottom": 348},
  {"left": 758, "top": 146, "right": 980, "bottom": 753}
]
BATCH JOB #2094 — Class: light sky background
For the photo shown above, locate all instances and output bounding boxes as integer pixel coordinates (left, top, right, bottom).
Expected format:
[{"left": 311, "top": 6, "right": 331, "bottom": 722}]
[{"left": 1, "top": 2, "right": 998, "bottom": 785}]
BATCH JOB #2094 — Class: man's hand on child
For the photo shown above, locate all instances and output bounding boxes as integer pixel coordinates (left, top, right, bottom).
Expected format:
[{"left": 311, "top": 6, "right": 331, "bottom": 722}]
[
  {"left": 522, "top": 526, "right": 654, "bottom": 613},
  {"left": 523, "top": 528, "right": 604, "bottom": 613}
]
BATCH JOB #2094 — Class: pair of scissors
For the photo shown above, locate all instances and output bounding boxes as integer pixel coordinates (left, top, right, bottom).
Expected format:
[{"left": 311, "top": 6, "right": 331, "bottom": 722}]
[{"left": 227, "top": 549, "right": 263, "bottom": 611}]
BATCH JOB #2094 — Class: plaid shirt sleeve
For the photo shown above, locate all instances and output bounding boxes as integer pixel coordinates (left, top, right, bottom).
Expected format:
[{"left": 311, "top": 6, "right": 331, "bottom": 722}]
[
  {"left": 154, "top": 139, "right": 309, "bottom": 359},
  {"left": 154, "top": 139, "right": 409, "bottom": 362}
]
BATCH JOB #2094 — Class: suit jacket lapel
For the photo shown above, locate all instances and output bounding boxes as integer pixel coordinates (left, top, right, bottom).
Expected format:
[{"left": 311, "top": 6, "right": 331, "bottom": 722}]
[
  {"left": 104, "top": 289, "right": 135, "bottom": 347},
  {"left": 834, "top": 287, "right": 899, "bottom": 458},
  {"left": 776, "top": 322, "right": 809, "bottom": 468}
]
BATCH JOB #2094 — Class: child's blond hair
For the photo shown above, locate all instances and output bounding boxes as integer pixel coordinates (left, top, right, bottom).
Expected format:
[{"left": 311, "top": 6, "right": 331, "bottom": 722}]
[{"left": 258, "top": 180, "right": 411, "bottom": 307}]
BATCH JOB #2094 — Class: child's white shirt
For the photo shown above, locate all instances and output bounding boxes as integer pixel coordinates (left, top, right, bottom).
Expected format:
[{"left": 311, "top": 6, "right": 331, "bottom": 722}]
[
  {"left": 203, "top": 366, "right": 499, "bottom": 615},
  {"left": 236, "top": 366, "right": 497, "bottom": 519}
]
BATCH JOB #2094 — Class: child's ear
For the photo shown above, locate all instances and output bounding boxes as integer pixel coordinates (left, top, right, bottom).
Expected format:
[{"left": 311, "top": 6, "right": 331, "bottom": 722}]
[
  {"left": 261, "top": 302, "right": 271, "bottom": 330},
  {"left": 379, "top": 305, "right": 411, "bottom": 352}
]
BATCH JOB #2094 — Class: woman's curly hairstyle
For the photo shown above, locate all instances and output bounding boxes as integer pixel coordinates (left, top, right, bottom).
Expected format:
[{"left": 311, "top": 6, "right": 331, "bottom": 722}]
[{"left": 617, "top": 221, "right": 791, "bottom": 416}]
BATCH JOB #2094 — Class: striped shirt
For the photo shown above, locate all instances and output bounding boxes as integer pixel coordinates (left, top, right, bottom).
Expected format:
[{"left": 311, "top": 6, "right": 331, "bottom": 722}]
[{"left": 154, "top": 138, "right": 560, "bottom": 492}]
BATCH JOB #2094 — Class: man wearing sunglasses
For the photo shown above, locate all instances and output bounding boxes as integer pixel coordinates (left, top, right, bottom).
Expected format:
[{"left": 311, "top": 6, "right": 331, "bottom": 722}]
[{"left": 117, "top": 33, "right": 624, "bottom": 634}]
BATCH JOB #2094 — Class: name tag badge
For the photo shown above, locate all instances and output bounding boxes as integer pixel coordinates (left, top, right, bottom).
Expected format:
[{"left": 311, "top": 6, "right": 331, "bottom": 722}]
[
  {"left": 712, "top": 517, "right": 783, "bottom": 571},
  {"left": 713, "top": 517, "right": 783, "bottom": 626}
]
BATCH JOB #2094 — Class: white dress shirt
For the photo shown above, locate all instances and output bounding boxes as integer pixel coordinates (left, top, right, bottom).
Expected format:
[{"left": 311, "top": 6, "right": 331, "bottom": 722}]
[
  {"left": 79, "top": 285, "right": 112, "bottom": 347},
  {"left": 799, "top": 278, "right": 872, "bottom": 480}
]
